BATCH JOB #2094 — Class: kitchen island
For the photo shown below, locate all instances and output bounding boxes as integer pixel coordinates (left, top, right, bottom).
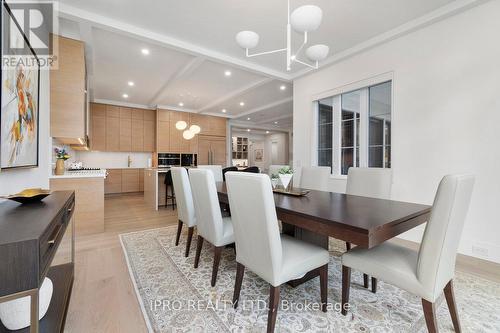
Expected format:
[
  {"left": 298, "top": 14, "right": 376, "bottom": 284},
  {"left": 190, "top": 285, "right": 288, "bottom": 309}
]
[{"left": 143, "top": 168, "right": 171, "bottom": 210}]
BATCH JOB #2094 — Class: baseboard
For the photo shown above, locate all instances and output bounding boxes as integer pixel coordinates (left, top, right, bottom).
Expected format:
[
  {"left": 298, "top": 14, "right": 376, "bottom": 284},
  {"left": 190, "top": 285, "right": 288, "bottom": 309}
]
[{"left": 392, "top": 237, "right": 500, "bottom": 283}]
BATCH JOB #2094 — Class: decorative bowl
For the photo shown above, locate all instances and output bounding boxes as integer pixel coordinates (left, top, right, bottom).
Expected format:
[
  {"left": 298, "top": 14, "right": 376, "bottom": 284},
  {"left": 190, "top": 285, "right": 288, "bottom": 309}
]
[{"left": 2, "top": 188, "right": 51, "bottom": 204}]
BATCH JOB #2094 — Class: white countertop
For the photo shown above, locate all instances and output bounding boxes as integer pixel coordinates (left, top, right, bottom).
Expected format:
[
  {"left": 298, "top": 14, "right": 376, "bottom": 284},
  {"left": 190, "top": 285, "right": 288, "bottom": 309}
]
[{"left": 49, "top": 169, "right": 107, "bottom": 179}]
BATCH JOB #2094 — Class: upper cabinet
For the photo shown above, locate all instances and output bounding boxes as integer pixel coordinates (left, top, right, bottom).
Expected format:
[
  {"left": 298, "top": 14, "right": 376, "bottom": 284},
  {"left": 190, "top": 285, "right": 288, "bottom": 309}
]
[
  {"left": 50, "top": 35, "right": 87, "bottom": 145},
  {"left": 191, "top": 114, "right": 227, "bottom": 137},
  {"left": 89, "top": 103, "right": 156, "bottom": 152}
]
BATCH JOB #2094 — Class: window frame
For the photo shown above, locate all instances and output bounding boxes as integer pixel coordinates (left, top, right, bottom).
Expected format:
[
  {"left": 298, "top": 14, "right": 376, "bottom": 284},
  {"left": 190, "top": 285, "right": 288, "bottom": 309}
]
[{"left": 312, "top": 73, "right": 394, "bottom": 176}]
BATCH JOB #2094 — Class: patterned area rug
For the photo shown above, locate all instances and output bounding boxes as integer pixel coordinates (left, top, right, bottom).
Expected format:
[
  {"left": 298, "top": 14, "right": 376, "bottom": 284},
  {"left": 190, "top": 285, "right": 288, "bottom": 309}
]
[{"left": 120, "top": 227, "right": 500, "bottom": 332}]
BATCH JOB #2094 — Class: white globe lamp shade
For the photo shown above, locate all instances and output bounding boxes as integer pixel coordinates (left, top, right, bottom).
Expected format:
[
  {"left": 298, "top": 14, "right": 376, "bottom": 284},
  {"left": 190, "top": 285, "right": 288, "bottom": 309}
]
[
  {"left": 175, "top": 120, "right": 187, "bottom": 130},
  {"left": 306, "top": 44, "right": 330, "bottom": 62},
  {"left": 189, "top": 124, "right": 201, "bottom": 134},
  {"left": 236, "top": 31, "right": 260, "bottom": 49},
  {"left": 183, "top": 130, "right": 195, "bottom": 140},
  {"left": 290, "top": 5, "right": 323, "bottom": 33}
]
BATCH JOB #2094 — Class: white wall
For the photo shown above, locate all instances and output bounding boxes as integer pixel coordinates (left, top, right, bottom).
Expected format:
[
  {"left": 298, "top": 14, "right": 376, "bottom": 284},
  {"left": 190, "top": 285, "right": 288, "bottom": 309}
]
[
  {"left": 0, "top": 70, "right": 51, "bottom": 195},
  {"left": 293, "top": 1, "right": 500, "bottom": 263},
  {"left": 75, "top": 151, "right": 153, "bottom": 169}
]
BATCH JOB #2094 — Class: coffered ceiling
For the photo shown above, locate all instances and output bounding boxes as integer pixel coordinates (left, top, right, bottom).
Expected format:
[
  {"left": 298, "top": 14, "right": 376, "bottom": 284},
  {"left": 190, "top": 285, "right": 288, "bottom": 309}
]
[{"left": 57, "top": 0, "right": 482, "bottom": 131}]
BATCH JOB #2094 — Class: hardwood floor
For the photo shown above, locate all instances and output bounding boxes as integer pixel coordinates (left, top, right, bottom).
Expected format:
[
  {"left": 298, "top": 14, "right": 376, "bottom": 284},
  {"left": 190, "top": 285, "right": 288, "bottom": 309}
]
[
  {"left": 65, "top": 193, "right": 177, "bottom": 333},
  {"left": 64, "top": 193, "right": 500, "bottom": 332}
]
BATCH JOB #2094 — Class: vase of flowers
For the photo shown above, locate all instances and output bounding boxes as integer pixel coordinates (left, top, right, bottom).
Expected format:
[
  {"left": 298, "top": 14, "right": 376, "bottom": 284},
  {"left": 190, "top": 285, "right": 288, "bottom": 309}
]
[
  {"left": 270, "top": 174, "right": 280, "bottom": 189},
  {"left": 54, "top": 147, "right": 70, "bottom": 175},
  {"left": 278, "top": 166, "right": 293, "bottom": 191}
]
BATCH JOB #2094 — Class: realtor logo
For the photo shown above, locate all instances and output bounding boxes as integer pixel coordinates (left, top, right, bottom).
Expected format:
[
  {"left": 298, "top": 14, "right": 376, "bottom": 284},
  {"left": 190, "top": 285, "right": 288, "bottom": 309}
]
[{"left": 2, "top": 1, "right": 56, "bottom": 69}]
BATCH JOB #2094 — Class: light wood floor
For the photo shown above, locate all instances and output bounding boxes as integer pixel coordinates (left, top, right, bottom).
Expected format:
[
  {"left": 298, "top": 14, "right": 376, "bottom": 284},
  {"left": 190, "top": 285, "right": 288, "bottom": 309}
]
[
  {"left": 65, "top": 193, "right": 177, "bottom": 333},
  {"left": 65, "top": 193, "right": 500, "bottom": 332}
]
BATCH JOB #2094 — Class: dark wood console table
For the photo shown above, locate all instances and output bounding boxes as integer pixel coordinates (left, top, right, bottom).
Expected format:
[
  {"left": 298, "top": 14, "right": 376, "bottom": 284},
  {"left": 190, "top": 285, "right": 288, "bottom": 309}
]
[{"left": 0, "top": 191, "right": 75, "bottom": 333}]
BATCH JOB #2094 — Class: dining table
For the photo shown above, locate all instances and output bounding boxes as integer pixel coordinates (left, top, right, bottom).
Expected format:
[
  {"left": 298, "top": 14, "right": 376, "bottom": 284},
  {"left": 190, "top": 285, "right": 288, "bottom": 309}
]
[{"left": 216, "top": 182, "right": 432, "bottom": 287}]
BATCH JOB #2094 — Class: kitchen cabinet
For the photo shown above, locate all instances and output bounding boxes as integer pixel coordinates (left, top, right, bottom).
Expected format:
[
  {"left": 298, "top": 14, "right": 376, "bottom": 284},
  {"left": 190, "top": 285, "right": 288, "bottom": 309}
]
[
  {"left": 198, "top": 135, "right": 226, "bottom": 165},
  {"left": 50, "top": 35, "right": 87, "bottom": 145},
  {"left": 105, "top": 169, "right": 144, "bottom": 194},
  {"left": 132, "top": 119, "right": 144, "bottom": 152},
  {"left": 119, "top": 118, "right": 132, "bottom": 151},
  {"left": 122, "top": 169, "right": 140, "bottom": 192},
  {"left": 106, "top": 114, "right": 120, "bottom": 151},
  {"left": 169, "top": 111, "right": 190, "bottom": 153},
  {"left": 157, "top": 113, "right": 170, "bottom": 152},
  {"left": 90, "top": 103, "right": 106, "bottom": 151},
  {"left": 105, "top": 169, "right": 122, "bottom": 194},
  {"left": 191, "top": 114, "right": 227, "bottom": 137},
  {"left": 144, "top": 119, "right": 156, "bottom": 152}
]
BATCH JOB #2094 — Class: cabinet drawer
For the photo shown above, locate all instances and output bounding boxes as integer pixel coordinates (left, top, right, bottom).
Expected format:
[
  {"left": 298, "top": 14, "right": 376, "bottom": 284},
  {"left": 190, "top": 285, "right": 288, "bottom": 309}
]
[{"left": 39, "top": 195, "right": 74, "bottom": 278}]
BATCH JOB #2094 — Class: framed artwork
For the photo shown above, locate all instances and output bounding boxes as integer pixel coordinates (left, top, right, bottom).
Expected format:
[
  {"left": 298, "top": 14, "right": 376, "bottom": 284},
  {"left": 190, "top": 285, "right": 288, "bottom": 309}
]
[
  {"left": 1, "top": 1, "right": 41, "bottom": 169},
  {"left": 255, "top": 148, "right": 263, "bottom": 162}
]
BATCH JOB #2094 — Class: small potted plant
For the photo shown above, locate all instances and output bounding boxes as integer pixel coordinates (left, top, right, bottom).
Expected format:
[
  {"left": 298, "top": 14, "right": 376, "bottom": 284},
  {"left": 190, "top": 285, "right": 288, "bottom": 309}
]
[
  {"left": 278, "top": 166, "right": 293, "bottom": 190},
  {"left": 54, "top": 146, "right": 70, "bottom": 175},
  {"left": 270, "top": 174, "right": 280, "bottom": 189}
]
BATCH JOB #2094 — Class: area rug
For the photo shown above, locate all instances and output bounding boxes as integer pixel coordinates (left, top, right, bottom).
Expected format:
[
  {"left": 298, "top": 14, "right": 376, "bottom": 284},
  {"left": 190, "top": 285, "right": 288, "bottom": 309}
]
[{"left": 120, "top": 227, "right": 500, "bottom": 332}]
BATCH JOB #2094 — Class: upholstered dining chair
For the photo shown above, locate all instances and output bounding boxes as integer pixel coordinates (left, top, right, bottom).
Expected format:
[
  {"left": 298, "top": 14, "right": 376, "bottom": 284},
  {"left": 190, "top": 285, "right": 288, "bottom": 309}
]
[
  {"left": 341, "top": 174, "right": 475, "bottom": 333},
  {"left": 171, "top": 167, "right": 197, "bottom": 257},
  {"left": 300, "top": 166, "right": 331, "bottom": 191},
  {"left": 346, "top": 167, "right": 392, "bottom": 292},
  {"left": 222, "top": 166, "right": 238, "bottom": 181},
  {"left": 197, "top": 165, "right": 223, "bottom": 182},
  {"left": 189, "top": 169, "right": 235, "bottom": 287},
  {"left": 226, "top": 172, "right": 329, "bottom": 333}
]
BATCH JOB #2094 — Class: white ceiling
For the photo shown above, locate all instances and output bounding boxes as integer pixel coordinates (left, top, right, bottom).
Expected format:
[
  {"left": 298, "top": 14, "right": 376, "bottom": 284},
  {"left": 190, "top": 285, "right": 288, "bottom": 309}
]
[{"left": 56, "top": 0, "right": 477, "bottom": 131}]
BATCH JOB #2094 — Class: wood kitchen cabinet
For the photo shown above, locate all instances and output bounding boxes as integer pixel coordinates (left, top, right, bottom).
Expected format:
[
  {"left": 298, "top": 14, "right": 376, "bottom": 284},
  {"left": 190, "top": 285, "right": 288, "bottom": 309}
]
[
  {"left": 191, "top": 114, "right": 227, "bottom": 137},
  {"left": 106, "top": 107, "right": 120, "bottom": 151},
  {"left": 169, "top": 111, "right": 190, "bottom": 153},
  {"left": 105, "top": 169, "right": 144, "bottom": 194},
  {"left": 50, "top": 35, "right": 87, "bottom": 144},
  {"left": 198, "top": 135, "right": 226, "bottom": 165},
  {"left": 157, "top": 109, "right": 171, "bottom": 153},
  {"left": 119, "top": 118, "right": 132, "bottom": 151},
  {"left": 132, "top": 118, "right": 144, "bottom": 151},
  {"left": 122, "top": 169, "right": 140, "bottom": 192},
  {"left": 104, "top": 169, "right": 122, "bottom": 194},
  {"left": 90, "top": 103, "right": 106, "bottom": 151}
]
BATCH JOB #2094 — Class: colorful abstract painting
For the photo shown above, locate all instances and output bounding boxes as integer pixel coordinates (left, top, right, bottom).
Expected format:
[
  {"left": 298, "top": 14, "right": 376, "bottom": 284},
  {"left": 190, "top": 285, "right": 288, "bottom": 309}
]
[{"left": 1, "top": 2, "right": 40, "bottom": 169}]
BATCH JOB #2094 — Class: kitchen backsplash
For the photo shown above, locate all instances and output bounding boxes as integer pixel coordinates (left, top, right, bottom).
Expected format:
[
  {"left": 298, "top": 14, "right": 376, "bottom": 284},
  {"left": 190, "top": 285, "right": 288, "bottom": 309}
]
[{"left": 74, "top": 151, "right": 153, "bottom": 168}]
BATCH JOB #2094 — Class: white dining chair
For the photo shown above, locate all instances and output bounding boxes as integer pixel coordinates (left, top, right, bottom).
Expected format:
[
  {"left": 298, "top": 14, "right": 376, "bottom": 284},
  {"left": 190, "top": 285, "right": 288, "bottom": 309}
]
[
  {"left": 268, "top": 165, "right": 289, "bottom": 177},
  {"left": 189, "top": 169, "right": 234, "bottom": 287},
  {"left": 170, "top": 167, "right": 196, "bottom": 257},
  {"left": 226, "top": 172, "right": 329, "bottom": 333},
  {"left": 197, "top": 165, "right": 223, "bottom": 182},
  {"left": 341, "top": 174, "right": 474, "bottom": 333},
  {"left": 346, "top": 167, "right": 392, "bottom": 292},
  {"left": 300, "top": 166, "right": 331, "bottom": 191}
]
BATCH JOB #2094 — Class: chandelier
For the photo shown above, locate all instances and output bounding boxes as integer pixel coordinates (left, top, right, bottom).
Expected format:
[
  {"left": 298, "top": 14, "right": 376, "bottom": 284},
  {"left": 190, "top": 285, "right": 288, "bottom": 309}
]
[
  {"left": 235, "top": 0, "right": 329, "bottom": 71},
  {"left": 175, "top": 121, "right": 201, "bottom": 140}
]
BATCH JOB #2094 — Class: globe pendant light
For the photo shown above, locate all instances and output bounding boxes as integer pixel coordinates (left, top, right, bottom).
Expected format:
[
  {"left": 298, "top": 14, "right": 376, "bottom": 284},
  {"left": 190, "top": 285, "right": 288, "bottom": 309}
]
[
  {"left": 183, "top": 130, "right": 195, "bottom": 140},
  {"left": 175, "top": 121, "right": 187, "bottom": 130},
  {"left": 189, "top": 124, "right": 201, "bottom": 134}
]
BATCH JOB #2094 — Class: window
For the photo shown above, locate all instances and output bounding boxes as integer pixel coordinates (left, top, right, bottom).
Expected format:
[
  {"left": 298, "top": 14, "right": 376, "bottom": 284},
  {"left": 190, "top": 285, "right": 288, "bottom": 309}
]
[{"left": 316, "top": 81, "right": 392, "bottom": 175}]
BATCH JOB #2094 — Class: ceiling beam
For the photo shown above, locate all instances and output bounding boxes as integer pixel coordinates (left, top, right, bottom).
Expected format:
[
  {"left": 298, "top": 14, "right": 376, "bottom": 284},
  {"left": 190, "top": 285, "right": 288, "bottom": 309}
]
[
  {"left": 57, "top": 3, "right": 292, "bottom": 81},
  {"left": 148, "top": 57, "right": 206, "bottom": 105},
  {"left": 229, "top": 121, "right": 291, "bottom": 133},
  {"left": 253, "top": 113, "right": 293, "bottom": 125},
  {"left": 197, "top": 78, "right": 272, "bottom": 113},
  {"left": 232, "top": 97, "right": 293, "bottom": 119}
]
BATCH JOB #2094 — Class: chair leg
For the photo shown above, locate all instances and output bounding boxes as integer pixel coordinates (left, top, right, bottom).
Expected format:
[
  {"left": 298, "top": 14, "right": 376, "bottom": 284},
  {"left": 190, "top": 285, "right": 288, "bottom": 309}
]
[
  {"left": 175, "top": 220, "right": 183, "bottom": 246},
  {"left": 319, "top": 264, "right": 328, "bottom": 312},
  {"left": 267, "top": 285, "right": 280, "bottom": 333},
  {"left": 363, "top": 274, "right": 369, "bottom": 288},
  {"left": 194, "top": 236, "right": 203, "bottom": 268},
  {"left": 341, "top": 265, "right": 351, "bottom": 316},
  {"left": 422, "top": 299, "right": 438, "bottom": 333},
  {"left": 233, "top": 263, "right": 245, "bottom": 308},
  {"left": 345, "top": 242, "right": 351, "bottom": 251},
  {"left": 444, "top": 280, "right": 461, "bottom": 333},
  {"left": 185, "top": 227, "right": 194, "bottom": 257},
  {"left": 211, "top": 246, "right": 223, "bottom": 287},
  {"left": 371, "top": 277, "right": 378, "bottom": 293}
]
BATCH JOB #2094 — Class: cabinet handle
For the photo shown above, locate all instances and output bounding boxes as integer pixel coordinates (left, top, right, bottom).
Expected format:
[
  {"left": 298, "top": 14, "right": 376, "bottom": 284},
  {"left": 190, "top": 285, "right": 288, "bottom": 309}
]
[{"left": 48, "top": 225, "right": 63, "bottom": 245}]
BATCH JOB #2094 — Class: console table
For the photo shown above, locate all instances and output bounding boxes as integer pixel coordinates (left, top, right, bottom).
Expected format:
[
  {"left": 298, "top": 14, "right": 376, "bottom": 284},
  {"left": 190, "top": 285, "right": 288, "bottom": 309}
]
[{"left": 0, "top": 191, "right": 75, "bottom": 333}]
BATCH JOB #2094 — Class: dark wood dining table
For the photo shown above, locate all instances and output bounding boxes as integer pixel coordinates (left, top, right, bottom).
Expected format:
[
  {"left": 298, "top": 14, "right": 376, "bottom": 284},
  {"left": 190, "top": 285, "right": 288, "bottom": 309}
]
[{"left": 216, "top": 182, "right": 432, "bottom": 286}]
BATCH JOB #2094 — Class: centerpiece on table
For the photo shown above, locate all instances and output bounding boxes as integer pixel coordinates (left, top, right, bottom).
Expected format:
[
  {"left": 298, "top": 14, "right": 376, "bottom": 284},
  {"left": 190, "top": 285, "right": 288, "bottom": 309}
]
[
  {"left": 278, "top": 166, "right": 293, "bottom": 191},
  {"left": 54, "top": 146, "right": 70, "bottom": 175},
  {"left": 270, "top": 174, "right": 280, "bottom": 189}
]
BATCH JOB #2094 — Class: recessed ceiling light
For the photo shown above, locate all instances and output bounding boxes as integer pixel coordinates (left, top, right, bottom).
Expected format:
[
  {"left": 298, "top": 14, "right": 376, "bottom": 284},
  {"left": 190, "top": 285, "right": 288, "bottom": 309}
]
[
  {"left": 247, "top": 117, "right": 251, "bottom": 120},
  {"left": 224, "top": 70, "right": 232, "bottom": 77},
  {"left": 141, "top": 48, "right": 150, "bottom": 55},
  {"left": 122, "top": 93, "right": 129, "bottom": 98},
  {"left": 247, "top": 129, "right": 251, "bottom": 132},
  {"left": 280, "top": 85, "right": 286, "bottom": 90},
  {"left": 178, "top": 102, "right": 184, "bottom": 107},
  {"left": 274, "top": 121, "right": 278, "bottom": 124},
  {"left": 239, "top": 102, "right": 245, "bottom": 106},
  {"left": 221, "top": 109, "right": 227, "bottom": 113},
  {"left": 266, "top": 130, "right": 270, "bottom": 134}
]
